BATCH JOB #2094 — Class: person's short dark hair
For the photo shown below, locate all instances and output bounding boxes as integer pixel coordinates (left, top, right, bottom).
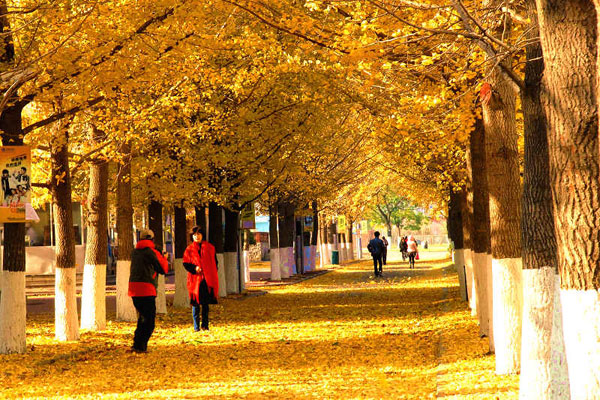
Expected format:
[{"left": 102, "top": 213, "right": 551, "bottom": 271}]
[
  {"left": 21, "top": 167, "right": 26, "bottom": 172},
  {"left": 139, "top": 229, "right": 154, "bottom": 240},
  {"left": 190, "top": 226, "right": 206, "bottom": 241},
  {"left": 2, "top": 169, "right": 8, "bottom": 175},
  {"left": 374, "top": 231, "right": 380, "bottom": 237}
]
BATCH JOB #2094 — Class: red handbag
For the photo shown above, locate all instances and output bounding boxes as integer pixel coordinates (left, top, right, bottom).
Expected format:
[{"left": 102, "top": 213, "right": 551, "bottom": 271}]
[{"left": 415, "top": 252, "right": 419, "bottom": 260}]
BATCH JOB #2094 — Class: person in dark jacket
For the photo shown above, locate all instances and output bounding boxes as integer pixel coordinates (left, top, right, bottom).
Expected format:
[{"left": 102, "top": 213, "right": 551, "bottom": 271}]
[
  {"left": 128, "top": 229, "right": 169, "bottom": 352},
  {"left": 367, "top": 231, "right": 385, "bottom": 277},
  {"left": 183, "top": 226, "right": 219, "bottom": 331}
]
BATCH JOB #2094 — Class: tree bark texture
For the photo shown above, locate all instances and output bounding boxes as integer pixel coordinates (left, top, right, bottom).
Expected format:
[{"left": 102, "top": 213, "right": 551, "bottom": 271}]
[
  {"left": 470, "top": 116, "right": 492, "bottom": 338},
  {"left": 173, "top": 205, "right": 188, "bottom": 308},
  {"left": 278, "top": 201, "right": 295, "bottom": 277},
  {"left": 116, "top": 145, "right": 136, "bottom": 321},
  {"left": 448, "top": 189, "right": 464, "bottom": 250},
  {"left": 195, "top": 206, "right": 206, "bottom": 233},
  {"left": 208, "top": 202, "right": 227, "bottom": 297},
  {"left": 148, "top": 200, "right": 167, "bottom": 313},
  {"left": 537, "top": 0, "right": 599, "bottom": 397},
  {"left": 81, "top": 128, "right": 109, "bottom": 331},
  {"left": 224, "top": 208, "right": 239, "bottom": 294},
  {"left": 519, "top": 3, "right": 570, "bottom": 397},
  {"left": 51, "top": 130, "right": 80, "bottom": 340},
  {"left": 470, "top": 116, "right": 491, "bottom": 255},
  {"left": 311, "top": 201, "right": 319, "bottom": 246},
  {"left": 269, "top": 204, "right": 281, "bottom": 280},
  {"left": 482, "top": 73, "right": 522, "bottom": 259},
  {"left": 482, "top": 0, "right": 523, "bottom": 375}
]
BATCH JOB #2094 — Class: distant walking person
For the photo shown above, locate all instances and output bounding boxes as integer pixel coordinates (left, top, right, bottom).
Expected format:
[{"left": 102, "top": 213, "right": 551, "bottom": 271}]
[
  {"left": 128, "top": 229, "right": 169, "bottom": 353},
  {"left": 183, "top": 226, "right": 219, "bottom": 331},
  {"left": 400, "top": 236, "right": 408, "bottom": 261},
  {"left": 381, "top": 236, "right": 389, "bottom": 265},
  {"left": 367, "top": 231, "right": 385, "bottom": 277},
  {"left": 407, "top": 235, "right": 418, "bottom": 269}
]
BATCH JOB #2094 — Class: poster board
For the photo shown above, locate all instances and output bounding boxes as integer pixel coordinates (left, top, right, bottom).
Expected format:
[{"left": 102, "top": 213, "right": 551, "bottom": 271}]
[
  {"left": 303, "top": 216, "right": 313, "bottom": 232},
  {"left": 337, "top": 215, "right": 347, "bottom": 232},
  {"left": 0, "top": 146, "right": 31, "bottom": 223},
  {"left": 241, "top": 202, "right": 255, "bottom": 229}
]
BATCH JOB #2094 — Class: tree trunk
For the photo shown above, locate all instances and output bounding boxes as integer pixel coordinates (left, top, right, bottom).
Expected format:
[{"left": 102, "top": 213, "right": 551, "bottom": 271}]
[
  {"left": 537, "top": 0, "right": 598, "bottom": 396},
  {"left": 208, "top": 202, "right": 227, "bottom": 298},
  {"left": 173, "top": 205, "right": 188, "bottom": 308},
  {"left": 195, "top": 205, "right": 206, "bottom": 233},
  {"left": 115, "top": 144, "right": 136, "bottom": 321},
  {"left": 448, "top": 189, "right": 467, "bottom": 301},
  {"left": 0, "top": 100, "right": 27, "bottom": 353},
  {"left": 461, "top": 183, "right": 476, "bottom": 316},
  {"left": 319, "top": 212, "right": 330, "bottom": 266},
  {"left": 81, "top": 128, "right": 108, "bottom": 331},
  {"left": 519, "top": 2, "right": 569, "bottom": 397},
  {"left": 224, "top": 208, "right": 239, "bottom": 294},
  {"left": 148, "top": 200, "right": 167, "bottom": 313},
  {"left": 482, "top": 0, "right": 523, "bottom": 374},
  {"left": 49, "top": 130, "right": 80, "bottom": 342},
  {"left": 347, "top": 219, "right": 354, "bottom": 261},
  {"left": 310, "top": 201, "right": 319, "bottom": 271},
  {"left": 470, "top": 115, "right": 493, "bottom": 344},
  {"left": 278, "top": 201, "right": 295, "bottom": 277},
  {"left": 269, "top": 204, "right": 281, "bottom": 280}
]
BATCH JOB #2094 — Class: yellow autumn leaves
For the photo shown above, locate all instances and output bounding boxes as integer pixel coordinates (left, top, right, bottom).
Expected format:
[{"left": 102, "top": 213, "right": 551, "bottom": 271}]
[{"left": 0, "top": 256, "right": 517, "bottom": 399}]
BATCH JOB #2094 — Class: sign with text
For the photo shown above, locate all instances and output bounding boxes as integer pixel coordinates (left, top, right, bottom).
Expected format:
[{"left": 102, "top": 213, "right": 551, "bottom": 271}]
[
  {"left": 0, "top": 146, "right": 31, "bottom": 223},
  {"left": 241, "top": 203, "right": 255, "bottom": 229},
  {"left": 337, "top": 215, "right": 347, "bottom": 232}
]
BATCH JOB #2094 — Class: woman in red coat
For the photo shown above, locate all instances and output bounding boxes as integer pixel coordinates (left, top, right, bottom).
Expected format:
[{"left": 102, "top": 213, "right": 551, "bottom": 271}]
[{"left": 183, "top": 226, "right": 219, "bottom": 331}]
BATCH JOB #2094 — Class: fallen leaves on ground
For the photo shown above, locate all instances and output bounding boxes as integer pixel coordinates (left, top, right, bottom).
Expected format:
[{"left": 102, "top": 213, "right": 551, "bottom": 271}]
[{"left": 0, "top": 258, "right": 517, "bottom": 399}]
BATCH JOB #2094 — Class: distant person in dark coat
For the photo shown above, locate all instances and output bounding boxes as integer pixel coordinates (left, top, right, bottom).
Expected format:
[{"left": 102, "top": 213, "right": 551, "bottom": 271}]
[
  {"left": 367, "top": 231, "right": 385, "bottom": 277},
  {"left": 128, "top": 229, "right": 169, "bottom": 353}
]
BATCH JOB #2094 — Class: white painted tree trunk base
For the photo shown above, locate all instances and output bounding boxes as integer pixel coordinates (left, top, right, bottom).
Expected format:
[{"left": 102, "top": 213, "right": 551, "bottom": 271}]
[
  {"left": 243, "top": 250, "right": 250, "bottom": 290},
  {"left": 224, "top": 252, "right": 238, "bottom": 294},
  {"left": 116, "top": 260, "right": 136, "bottom": 321},
  {"left": 156, "top": 275, "right": 167, "bottom": 314},
  {"left": 519, "top": 267, "right": 570, "bottom": 399},
  {"left": 80, "top": 263, "right": 107, "bottom": 331},
  {"left": 550, "top": 274, "right": 569, "bottom": 399},
  {"left": 173, "top": 259, "right": 188, "bottom": 308},
  {"left": 561, "top": 288, "right": 600, "bottom": 400},
  {"left": 473, "top": 252, "right": 490, "bottom": 337},
  {"left": 0, "top": 271, "right": 26, "bottom": 353},
  {"left": 465, "top": 249, "right": 477, "bottom": 316},
  {"left": 303, "top": 246, "right": 312, "bottom": 272},
  {"left": 216, "top": 253, "right": 227, "bottom": 298},
  {"left": 270, "top": 248, "right": 281, "bottom": 281},
  {"left": 486, "top": 254, "right": 494, "bottom": 352},
  {"left": 492, "top": 257, "right": 522, "bottom": 374},
  {"left": 55, "top": 268, "right": 80, "bottom": 341},
  {"left": 454, "top": 249, "right": 467, "bottom": 301},
  {"left": 280, "top": 246, "right": 294, "bottom": 278}
]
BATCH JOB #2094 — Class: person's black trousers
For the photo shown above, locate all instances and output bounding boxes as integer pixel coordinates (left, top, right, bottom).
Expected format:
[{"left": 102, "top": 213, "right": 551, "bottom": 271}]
[
  {"left": 382, "top": 248, "right": 387, "bottom": 265},
  {"left": 372, "top": 254, "right": 383, "bottom": 275},
  {"left": 192, "top": 303, "right": 209, "bottom": 331},
  {"left": 132, "top": 296, "right": 156, "bottom": 351},
  {"left": 408, "top": 252, "right": 416, "bottom": 268}
]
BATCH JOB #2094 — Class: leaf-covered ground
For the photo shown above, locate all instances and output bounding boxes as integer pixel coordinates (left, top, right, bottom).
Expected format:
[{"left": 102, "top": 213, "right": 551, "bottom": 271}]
[{"left": 0, "top": 254, "right": 518, "bottom": 399}]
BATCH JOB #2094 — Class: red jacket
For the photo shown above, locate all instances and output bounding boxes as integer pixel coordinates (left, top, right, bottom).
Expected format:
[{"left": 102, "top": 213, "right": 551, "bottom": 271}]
[
  {"left": 128, "top": 240, "right": 169, "bottom": 297},
  {"left": 183, "top": 241, "right": 219, "bottom": 303}
]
